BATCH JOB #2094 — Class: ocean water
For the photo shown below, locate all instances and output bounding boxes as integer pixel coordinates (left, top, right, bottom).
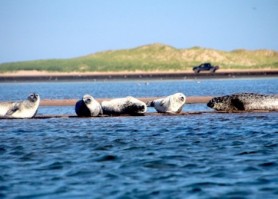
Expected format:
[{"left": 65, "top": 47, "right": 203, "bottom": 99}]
[
  {"left": 0, "top": 78, "right": 278, "bottom": 199},
  {"left": 1, "top": 78, "right": 277, "bottom": 100}
]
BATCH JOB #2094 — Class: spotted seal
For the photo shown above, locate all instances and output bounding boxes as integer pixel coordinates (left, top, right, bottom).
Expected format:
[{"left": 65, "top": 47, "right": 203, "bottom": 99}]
[
  {"left": 1, "top": 93, "right": 40, "bottom": 119},
  {"left": 207, "top": 93, "right": 278, "bottom": 111},
  {"left": 75, "top": 94, "right": 103, "bottom": 117},
  {"left": 147, "top": 92, "right": 186, "bottom": 113},
  {"left": 101, "top": 96, "right": 147, "bottom": 116}
]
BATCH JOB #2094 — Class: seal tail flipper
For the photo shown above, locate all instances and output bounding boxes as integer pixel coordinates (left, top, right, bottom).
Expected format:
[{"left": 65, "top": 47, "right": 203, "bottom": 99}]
[{"left": 146, "top": 101, "right": 154, "bottom": 107}]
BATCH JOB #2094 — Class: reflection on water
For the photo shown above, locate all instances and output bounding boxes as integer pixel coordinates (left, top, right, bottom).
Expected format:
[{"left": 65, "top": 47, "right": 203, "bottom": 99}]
[{"left": 0, "top": 78, "right": 278, "bottom": 198}]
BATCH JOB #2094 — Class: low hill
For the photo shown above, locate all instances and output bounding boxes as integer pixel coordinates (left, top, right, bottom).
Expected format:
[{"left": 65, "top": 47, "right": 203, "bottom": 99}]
[{"left": 1, "top": 43, "right": 277, "bottom": 72}]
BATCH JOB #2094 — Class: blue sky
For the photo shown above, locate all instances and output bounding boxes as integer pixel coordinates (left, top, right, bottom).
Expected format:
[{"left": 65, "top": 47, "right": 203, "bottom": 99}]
[{"left": 0, "top": 0, "right": 277, "bottom": 63}]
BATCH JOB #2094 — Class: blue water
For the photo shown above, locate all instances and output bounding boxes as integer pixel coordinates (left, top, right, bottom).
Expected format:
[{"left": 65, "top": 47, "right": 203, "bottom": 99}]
[
  {"left": 1, "top": 78, "right": 277, "bottom": 100},
  {"left": 0, "top": 78, "right": 278, "bottom": 199}
]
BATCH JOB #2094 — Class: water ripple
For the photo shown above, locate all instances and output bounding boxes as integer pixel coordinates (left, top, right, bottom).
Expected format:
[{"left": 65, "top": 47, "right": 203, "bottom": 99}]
[{"left": 0, "top": 111, "right": 277, "bottom": 198}]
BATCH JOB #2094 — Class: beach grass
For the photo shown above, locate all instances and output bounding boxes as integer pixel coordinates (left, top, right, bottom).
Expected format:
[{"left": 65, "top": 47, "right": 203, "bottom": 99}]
[{"left": 0, "top": 43, "right": 277, "bottom": 72}]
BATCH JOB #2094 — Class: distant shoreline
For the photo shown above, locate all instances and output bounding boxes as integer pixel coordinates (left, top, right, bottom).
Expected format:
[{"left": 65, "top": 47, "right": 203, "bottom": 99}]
[
  {"left": 1, "top": 69, "right": 278, "bottom": 76},
  {"left": 0, "top": 69, "right": 278, "bottom": 82}
]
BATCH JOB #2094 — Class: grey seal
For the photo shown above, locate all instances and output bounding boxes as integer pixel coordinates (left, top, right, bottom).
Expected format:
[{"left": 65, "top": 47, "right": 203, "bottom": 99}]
[
  {"left": 1, "top": 93, "right": 40, "bottom": 119},
  {"left": 75, "top": 94, "right": 103, "bottom": 117},
  {"left": 147, "top": 93, "right": 186, "bottom": 113},
  {"left": 207, "top": 93, "right": 278, "bottom": 111},
  {"left": 101, "top": 96, "right": 147, "bottom": 116}
]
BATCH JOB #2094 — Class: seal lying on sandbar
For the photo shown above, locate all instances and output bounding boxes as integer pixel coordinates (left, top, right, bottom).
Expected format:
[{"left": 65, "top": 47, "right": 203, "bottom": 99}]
[
  {"left": 207, "top": 93, "right": 278, "bottom": 111},
  {"left": 0, "top": 93, "right": 40, "bottom": 119},
  {"left": 147, "top": 93, "right": 186, "bottom": 113},
  {"left": 101, "top": 96, "right": 147, "bottom": 116},
  {"left": 75, "top": 94, "right": 103, "bottom": 117}
]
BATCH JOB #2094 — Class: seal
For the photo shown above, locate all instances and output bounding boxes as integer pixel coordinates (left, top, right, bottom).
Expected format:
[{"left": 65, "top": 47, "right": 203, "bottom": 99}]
[
  {"left": 3, "top": 93, "right": 40, "bottom": 119},
  {"left": 75, "top": 94, "right": 103, "bottom": 117},
  {"left": 207, "top": 93, "right": 278, "bottom": 111},
  {"left": 147, "top": 93, "right": 186, "bottom": 113},
  {"left": 101, "top": 96, "right": 147, "bottom": 115}
]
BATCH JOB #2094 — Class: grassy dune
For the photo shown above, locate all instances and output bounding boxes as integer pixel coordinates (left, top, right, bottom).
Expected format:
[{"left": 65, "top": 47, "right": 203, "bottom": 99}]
[{"left": 1, "top": 43, "right": 278, "bottom": 72}]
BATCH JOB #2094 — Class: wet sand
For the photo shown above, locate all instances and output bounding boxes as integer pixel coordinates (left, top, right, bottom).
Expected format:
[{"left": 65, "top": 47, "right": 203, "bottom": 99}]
[{"left": 39, "top": 96, "right": 213, "bottom": 106}]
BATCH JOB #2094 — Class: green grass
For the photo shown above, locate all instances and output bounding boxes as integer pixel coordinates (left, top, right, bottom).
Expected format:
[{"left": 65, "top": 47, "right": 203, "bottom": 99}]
[{"left": 1, "top": 43, "right": 277, "bottom": 72}]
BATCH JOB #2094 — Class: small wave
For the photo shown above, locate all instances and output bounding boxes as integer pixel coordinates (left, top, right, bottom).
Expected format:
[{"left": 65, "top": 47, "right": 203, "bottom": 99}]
[
  {"left": 95, "top": 154, "right": 118, "bottom": 162},
  {"left": 258, "top": 162, "right": 277, "bottom": 167}
]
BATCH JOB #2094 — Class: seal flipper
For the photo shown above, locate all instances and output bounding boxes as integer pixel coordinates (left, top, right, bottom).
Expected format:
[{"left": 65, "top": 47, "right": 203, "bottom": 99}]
[
  {"left": 159, "top": 99, "right": 167, "bottom": 107},
  {"left": 176, "top": 106, "right": 183, "bottom": 113},
  {"left": 231, "top": 98, "right": 245, "bottom": 111},
  {"left": 5, "top": 103, "right": 20, "bottom": 116}
]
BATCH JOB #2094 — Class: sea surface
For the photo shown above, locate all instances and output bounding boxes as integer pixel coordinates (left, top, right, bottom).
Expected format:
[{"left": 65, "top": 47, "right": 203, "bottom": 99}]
[{"left": 0, "top": 78, "right": 278, "bottom": 199}]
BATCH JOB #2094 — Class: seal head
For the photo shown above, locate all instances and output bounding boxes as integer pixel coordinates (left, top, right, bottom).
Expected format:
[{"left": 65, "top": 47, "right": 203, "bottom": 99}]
[
  {"left": 207, "top": 95, "right": 237, "bottom": 111},
  {"left": 75, "top": 94, "right": 102, "bottom": 117}
]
